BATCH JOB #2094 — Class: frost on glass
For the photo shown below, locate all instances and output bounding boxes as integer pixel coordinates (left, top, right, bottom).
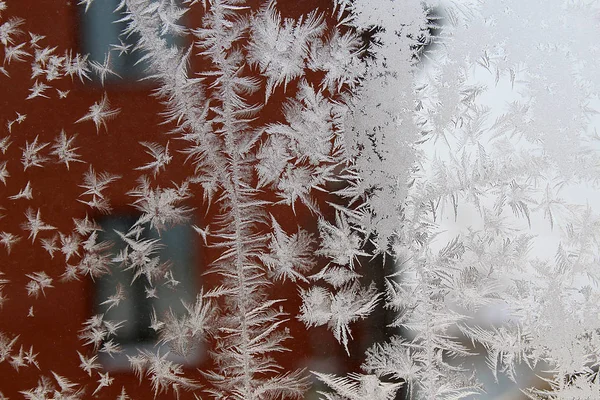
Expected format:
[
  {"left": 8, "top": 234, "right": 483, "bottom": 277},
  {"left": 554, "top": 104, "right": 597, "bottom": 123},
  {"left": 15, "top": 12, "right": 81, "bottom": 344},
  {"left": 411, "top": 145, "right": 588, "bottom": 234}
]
[{"left": 1, "top": 0, "right": 600, "bottom": 399}]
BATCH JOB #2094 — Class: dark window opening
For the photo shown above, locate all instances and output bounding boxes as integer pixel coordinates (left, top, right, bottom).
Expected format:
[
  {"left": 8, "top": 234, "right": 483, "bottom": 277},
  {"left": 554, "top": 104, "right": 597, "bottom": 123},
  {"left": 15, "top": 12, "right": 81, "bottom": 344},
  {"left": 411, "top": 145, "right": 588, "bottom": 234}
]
[
  {"left": 78, "top": 0, "right": 184, "bottom": 85},
  {"left": 94, "top": 214, "right": 201, "bottom": 370},
  {"left": 79, "top": 0, "right": 148, "bottom": 84}
]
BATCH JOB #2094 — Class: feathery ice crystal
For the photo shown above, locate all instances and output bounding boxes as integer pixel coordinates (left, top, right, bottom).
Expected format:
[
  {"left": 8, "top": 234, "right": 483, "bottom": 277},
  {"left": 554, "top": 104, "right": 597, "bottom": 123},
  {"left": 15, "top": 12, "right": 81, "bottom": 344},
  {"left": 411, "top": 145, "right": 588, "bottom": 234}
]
[{"left": 2, "top": 0, "right": 600, "bottom": 399}]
